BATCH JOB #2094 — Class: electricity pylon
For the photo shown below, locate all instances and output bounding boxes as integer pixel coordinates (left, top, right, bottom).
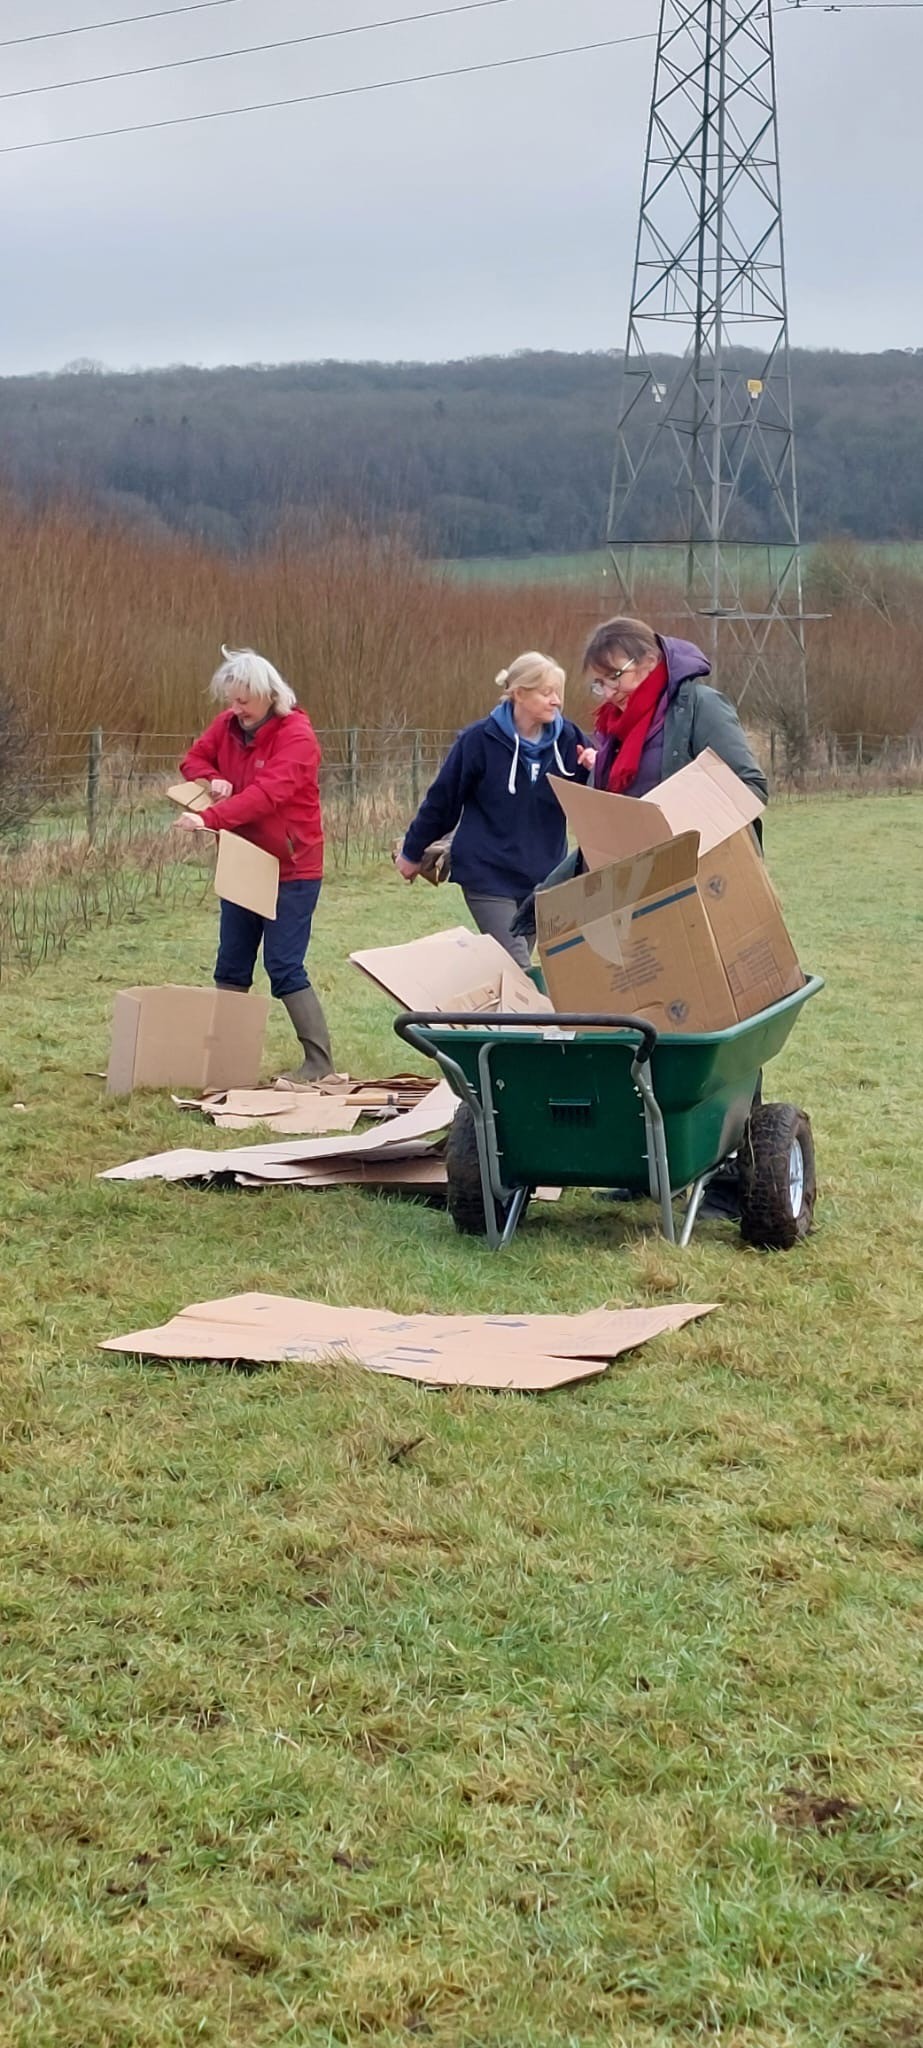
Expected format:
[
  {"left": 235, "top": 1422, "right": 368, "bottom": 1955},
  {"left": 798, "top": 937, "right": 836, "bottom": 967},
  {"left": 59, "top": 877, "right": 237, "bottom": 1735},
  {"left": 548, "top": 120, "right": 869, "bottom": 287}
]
[{"left": 607, "top": 0, "right": 808, "bottom": 720}]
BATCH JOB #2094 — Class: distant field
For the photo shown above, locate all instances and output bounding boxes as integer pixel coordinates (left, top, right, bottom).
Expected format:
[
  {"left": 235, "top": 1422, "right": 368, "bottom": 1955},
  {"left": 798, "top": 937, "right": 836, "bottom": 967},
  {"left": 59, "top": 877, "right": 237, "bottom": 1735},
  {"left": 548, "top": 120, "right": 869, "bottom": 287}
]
[{"left": 440, "top": 543, "right": 923, "bottom": 587}]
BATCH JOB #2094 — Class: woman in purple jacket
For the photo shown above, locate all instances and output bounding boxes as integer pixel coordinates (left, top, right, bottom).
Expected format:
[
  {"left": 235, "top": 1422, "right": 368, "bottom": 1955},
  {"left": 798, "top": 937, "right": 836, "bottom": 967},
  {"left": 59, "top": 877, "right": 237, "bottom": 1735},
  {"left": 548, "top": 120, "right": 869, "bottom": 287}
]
[
  {"left": 395, "top": 651, "right": 590, "bottom": 969},
  {"left": 581, "top": 615, "right": 768, "bottom": 1219},
  {"left": 584, "top": 615, "right": 767, "bottom": 802}
]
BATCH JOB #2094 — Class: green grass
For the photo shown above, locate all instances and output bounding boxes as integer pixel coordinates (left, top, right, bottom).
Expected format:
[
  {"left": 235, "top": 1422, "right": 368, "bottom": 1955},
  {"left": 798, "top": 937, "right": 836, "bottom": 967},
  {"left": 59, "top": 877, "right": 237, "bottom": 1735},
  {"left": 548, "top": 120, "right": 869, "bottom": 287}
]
[
  {"left": 1, "top": 796, "right": 921, "bottom": 2047},
  {"left": 439, "top": 543, "right": 923, "bottom": 587}
]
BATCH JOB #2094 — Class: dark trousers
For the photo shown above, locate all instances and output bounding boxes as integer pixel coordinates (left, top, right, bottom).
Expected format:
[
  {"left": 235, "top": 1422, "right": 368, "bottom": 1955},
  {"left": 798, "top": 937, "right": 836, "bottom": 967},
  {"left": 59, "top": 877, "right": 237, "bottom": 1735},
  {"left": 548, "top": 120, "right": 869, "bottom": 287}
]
[
  {"left": 215, "top": 877, "right": 322, "bottom": 1000},
  {"left": 462, "top": 889, "right": 534, "bottom": 972}
]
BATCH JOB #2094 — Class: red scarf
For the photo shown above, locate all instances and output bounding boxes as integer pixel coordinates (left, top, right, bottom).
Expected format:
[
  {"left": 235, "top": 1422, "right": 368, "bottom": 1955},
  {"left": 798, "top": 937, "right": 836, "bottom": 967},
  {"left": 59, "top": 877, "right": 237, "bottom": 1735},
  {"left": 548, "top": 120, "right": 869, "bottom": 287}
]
[{"left": 595, "top": 658, "right": 669, "bottom": 794}]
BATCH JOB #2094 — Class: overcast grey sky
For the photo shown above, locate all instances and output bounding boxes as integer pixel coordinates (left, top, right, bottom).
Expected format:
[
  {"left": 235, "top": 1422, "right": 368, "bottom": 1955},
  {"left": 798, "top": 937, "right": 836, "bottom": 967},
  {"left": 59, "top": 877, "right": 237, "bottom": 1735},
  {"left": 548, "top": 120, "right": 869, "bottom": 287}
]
[{"left": 1, "top": 0, "right": 919, "bottom": 374}]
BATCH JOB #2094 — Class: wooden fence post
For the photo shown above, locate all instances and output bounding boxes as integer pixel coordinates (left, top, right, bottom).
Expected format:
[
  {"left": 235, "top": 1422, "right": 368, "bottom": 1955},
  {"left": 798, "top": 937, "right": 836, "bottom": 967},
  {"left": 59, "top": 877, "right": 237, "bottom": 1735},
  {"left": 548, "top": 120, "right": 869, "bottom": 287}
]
[
  {"left": 347, "top": 728, "right": 360, "bottom": 803},
  {"left": 411, "top": 730, "right": 422, "bottom": 810},
  {"left": 86, "top": 727, "right": 103, "bottom": 842}
]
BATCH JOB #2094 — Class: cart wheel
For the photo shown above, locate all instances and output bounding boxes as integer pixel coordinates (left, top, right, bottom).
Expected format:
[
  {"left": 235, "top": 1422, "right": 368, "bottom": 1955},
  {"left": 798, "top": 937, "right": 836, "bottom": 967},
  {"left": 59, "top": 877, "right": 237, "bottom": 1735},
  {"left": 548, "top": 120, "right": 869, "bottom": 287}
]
[
  {"left": 445, "top": 1103, "right": 527, "bottom": 1237},
  {"left": 739, "top": 1102, "right": 816, "bottom": 1251}
]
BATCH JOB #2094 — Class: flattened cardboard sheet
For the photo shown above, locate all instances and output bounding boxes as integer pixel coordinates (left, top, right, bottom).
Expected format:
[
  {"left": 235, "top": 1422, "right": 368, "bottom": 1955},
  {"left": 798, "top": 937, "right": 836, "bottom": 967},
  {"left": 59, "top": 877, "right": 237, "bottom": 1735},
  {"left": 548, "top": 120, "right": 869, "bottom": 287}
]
[
  {"left": 234, "top": 1157, "right": 448, "bottom": 1191},
  {"left": 351, "top": 927, "right": 552, "bottom": 1019},
  {"left": 313, "top": 1074, "right": 435, "bottom": 1108},
  {"left": 99, "top": 1079, "right": 459, "bottom": 1183},
  {"left": 214, "top": 831, "right": 279, "bottom": 919},
  {"left": 228, "top": 1142, "right": 438, "bottom": 1185},
  {"left": 102, "top": 1291, "right": 717, "bottom": 1392},
  {"left": 231, "top": 1165, "right": 558, "bottom": 1197},
  {"left": 175, "top": 1088, "right": 363, "bottom": 1135}
]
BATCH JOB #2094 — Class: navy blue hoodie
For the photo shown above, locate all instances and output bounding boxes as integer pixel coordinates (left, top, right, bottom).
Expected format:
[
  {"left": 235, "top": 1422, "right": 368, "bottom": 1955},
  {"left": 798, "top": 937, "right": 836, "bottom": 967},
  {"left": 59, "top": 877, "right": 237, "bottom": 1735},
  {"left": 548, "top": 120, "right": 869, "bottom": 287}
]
[{"left": 402, "top": 712, "right": 588, "bottom": 899}]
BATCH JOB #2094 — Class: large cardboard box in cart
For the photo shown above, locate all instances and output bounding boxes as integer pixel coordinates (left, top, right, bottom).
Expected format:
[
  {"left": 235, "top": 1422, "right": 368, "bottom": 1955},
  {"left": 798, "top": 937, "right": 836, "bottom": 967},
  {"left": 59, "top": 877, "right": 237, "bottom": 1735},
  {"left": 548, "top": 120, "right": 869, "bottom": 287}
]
[
  {"left": 535, "top": 831, "right": 740, "bottom": 1033},
  {"left": 106, "top": 986, "right": 270, "bottom": 1095},
  {"left": 547, "top": 750, "right": 804, "bottom": 1024}
]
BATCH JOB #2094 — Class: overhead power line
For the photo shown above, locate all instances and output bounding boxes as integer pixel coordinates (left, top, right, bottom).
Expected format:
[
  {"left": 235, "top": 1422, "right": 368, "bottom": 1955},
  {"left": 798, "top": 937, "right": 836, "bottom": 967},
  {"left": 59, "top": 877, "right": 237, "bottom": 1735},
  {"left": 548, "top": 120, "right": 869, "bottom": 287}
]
[
  {"left": 0, "top": 0, "right": 246, "bottom": 48},
  {"left": 0, "top": 28, "right": 657, "bottom": 156},
  {"left": 1, "top": 0, "right": 529, "bottom": 102}
]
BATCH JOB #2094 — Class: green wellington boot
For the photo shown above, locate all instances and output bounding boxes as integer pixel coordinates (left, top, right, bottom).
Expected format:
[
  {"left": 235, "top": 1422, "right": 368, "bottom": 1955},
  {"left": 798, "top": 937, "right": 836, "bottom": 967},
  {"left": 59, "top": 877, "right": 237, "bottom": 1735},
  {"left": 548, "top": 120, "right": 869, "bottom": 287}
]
[{"left": 280, "top": 985, "right": 335, "bottom": 1083}]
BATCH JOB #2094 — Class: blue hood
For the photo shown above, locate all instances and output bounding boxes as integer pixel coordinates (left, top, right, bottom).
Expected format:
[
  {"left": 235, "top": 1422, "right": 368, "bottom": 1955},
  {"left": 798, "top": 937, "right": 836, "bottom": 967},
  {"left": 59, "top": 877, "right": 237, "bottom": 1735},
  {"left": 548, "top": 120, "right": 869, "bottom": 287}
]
[{"left": 488, "top": 700, "right": 572, "bottom": 794}]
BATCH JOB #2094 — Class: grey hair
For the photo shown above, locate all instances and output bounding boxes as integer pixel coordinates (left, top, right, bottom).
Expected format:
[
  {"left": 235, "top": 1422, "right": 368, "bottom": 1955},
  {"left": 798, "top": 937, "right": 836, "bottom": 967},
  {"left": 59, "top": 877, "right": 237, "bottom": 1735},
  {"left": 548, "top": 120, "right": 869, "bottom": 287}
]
[
  {"left": 494, "top": 650, "right": 566, "bottom": 698},
  {"left": 210, "top": 645, "right": 297, "bottom": 716}
]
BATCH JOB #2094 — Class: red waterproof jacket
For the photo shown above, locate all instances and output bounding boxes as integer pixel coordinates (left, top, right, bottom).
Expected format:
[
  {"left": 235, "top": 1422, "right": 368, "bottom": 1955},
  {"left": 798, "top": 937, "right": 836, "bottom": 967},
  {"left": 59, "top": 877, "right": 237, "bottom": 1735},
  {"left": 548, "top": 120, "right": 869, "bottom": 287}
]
[{"left": 180, "top": 707, "right": 324, "bottom": 881}]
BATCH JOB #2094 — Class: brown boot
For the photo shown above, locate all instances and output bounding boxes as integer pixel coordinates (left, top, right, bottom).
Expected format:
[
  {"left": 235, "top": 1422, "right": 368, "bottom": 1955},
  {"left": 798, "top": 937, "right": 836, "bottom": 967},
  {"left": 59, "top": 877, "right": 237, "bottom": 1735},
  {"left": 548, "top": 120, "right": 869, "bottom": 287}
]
[{"left": 280, "top": 985, "right": 335, "bottom": 1082}]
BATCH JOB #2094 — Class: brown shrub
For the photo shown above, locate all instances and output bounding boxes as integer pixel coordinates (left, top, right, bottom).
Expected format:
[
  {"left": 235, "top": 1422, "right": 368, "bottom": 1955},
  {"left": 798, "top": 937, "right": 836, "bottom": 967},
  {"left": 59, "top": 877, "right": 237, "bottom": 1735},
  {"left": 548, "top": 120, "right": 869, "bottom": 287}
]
[{"left": 1, "top": 497, "right": 920, "bottom": 797}]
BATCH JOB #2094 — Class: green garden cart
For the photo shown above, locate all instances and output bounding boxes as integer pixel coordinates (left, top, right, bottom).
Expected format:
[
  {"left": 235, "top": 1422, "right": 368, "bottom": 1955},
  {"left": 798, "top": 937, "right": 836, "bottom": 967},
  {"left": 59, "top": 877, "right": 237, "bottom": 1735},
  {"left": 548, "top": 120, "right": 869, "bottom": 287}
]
[{"left": 394, "top": 975, "right": 823, "bottom": 1251}]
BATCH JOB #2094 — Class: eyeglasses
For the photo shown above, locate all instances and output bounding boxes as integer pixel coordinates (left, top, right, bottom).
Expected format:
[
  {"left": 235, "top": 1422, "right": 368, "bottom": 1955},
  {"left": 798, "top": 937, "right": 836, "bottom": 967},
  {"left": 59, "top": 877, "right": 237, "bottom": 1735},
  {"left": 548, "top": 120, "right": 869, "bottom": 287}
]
[{"left": 590, "top": 659, "right": 635, "bottom": 698}]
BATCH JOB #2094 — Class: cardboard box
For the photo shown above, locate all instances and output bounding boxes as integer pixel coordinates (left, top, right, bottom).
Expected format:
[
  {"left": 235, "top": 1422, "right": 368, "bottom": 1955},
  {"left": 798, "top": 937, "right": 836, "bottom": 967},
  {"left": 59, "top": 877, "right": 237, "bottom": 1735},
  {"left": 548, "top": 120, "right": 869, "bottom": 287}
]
[
  {"left": 106, "top": 985, "right": 270, "bottom": 1095},
  {"left": 548, "top": 751, "right": 803, "bottom": 1023},
  {"left": 536, "top": 832, "right": 739, "bottom": 1033},
  {"left": 350, "top": 926, "right": 553, "bottom": 1019}
]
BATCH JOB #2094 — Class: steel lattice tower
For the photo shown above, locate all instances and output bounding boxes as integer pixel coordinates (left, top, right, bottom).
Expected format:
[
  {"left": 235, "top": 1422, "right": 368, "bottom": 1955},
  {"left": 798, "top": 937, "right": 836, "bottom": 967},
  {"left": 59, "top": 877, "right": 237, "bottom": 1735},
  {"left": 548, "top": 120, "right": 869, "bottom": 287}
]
[{"left": 607, "top": 0, "right": 808, "bottom": 717}]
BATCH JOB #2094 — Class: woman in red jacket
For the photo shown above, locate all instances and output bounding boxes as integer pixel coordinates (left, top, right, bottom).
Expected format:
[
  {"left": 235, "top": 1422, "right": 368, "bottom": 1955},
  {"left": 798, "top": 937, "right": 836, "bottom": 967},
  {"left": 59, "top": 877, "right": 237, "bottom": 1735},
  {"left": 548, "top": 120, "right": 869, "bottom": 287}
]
[{"left": 174, "top": 646, "right": 334, "bottom": 1079}]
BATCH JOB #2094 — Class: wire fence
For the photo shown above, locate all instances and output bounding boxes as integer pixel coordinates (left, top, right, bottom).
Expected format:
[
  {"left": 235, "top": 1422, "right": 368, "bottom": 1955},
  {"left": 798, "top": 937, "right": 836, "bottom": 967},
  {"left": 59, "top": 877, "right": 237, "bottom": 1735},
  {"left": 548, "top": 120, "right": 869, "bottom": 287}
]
[
  {"left": 1, "top": 721, "right": 919, "bottom": 976},
  {"left": 27, "top": 727, "right": 460, "bottom": 839},
  {"left": 3, "top": 721, "right": 921, "bottom": 864}
]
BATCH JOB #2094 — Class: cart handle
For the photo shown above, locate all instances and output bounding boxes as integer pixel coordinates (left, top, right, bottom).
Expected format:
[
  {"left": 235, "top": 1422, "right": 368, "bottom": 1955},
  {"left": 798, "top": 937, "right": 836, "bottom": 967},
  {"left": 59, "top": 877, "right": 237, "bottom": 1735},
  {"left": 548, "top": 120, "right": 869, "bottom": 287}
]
[{"left": 394, "top": 1010, "right": 659, "bottom": 1066}]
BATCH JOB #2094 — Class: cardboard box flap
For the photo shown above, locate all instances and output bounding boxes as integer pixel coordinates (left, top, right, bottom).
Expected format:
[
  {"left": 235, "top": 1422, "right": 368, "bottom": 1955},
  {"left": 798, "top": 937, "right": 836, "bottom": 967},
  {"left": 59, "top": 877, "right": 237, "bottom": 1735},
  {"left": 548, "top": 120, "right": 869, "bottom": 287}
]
[
  {"left": 645, "top": 748, "right": 764, "bottom": 854},
  {"left": 549, "top": 751, "right": 763, "bottom": 870},
  {"left": 167, "top": 779, "right": 212, "bottom": 813},
  {"left": 548, "top": 775, "right": 667, "bottom": 869},
  {"left": 448, "top": 982, "right": 501, "bottom": 1017},
  {"left": 214, "top": 831, "right": 279, "bottom": 919}
]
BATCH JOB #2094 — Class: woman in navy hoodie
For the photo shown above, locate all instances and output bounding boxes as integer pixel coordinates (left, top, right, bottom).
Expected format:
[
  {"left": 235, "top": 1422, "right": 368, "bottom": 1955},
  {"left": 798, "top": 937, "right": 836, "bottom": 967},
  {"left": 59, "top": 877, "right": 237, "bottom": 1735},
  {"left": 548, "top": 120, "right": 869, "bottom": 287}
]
[{"left": 395, "top": 651, "right": 590, "bottom": 968}]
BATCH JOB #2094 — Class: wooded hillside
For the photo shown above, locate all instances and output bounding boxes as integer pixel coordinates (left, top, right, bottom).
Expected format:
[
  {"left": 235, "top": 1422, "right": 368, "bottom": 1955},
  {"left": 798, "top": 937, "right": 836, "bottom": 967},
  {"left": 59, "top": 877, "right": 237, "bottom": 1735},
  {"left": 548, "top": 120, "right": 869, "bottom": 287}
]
[{"left": 3, "top": 348, "right": 923, "bottom": 556}]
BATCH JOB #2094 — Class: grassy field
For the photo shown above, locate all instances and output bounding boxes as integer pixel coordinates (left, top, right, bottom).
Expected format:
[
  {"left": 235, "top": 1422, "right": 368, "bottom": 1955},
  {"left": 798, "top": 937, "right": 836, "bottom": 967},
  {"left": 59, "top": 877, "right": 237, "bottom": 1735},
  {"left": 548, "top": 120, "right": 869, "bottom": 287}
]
[
  {"left": 440, "top": 544, "right": 923, "bottom": 587},
  {"left": 1, "top": 796, "right": 921, "bottom": 2047}
]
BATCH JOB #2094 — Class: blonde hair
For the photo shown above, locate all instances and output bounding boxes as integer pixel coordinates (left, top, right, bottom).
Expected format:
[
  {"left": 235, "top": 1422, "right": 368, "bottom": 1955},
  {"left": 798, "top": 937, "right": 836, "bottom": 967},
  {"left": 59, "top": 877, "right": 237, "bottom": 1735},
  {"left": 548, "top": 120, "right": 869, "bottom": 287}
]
[
  {"left": 210, "top": 645, "right": 297, "bottom": 717},
  {"left": 494, "top": 650, "right": 566, "bottom": 699}
]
